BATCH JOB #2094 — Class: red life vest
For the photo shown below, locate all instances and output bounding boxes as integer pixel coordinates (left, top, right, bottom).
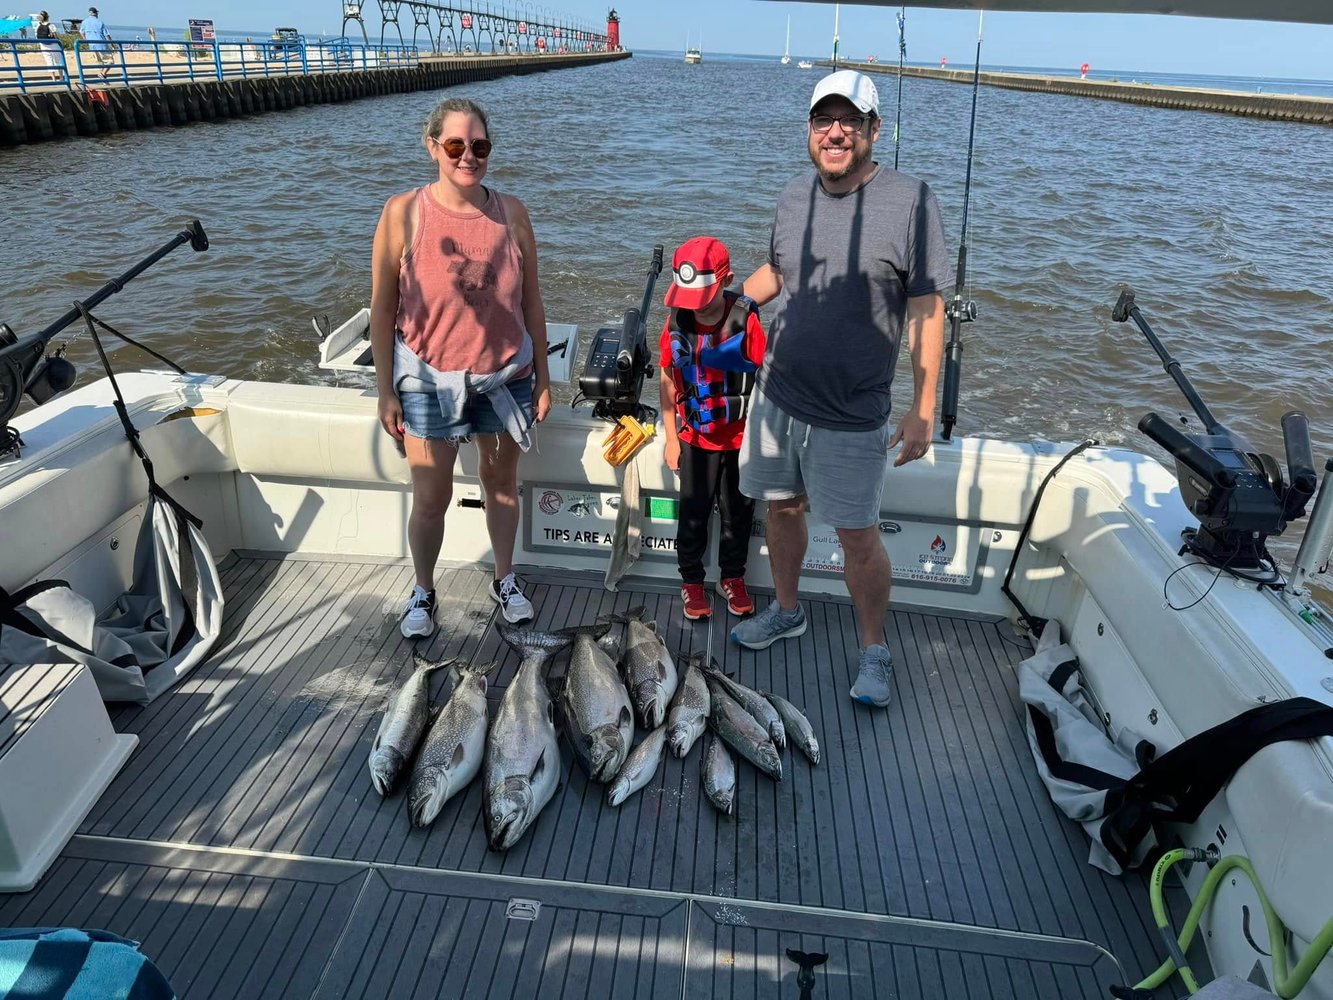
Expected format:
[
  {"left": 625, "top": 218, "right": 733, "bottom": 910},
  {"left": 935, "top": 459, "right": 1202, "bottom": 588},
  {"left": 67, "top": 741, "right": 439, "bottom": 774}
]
[{"left": 666, "top": 291, "right": 758, "bottom": 435}]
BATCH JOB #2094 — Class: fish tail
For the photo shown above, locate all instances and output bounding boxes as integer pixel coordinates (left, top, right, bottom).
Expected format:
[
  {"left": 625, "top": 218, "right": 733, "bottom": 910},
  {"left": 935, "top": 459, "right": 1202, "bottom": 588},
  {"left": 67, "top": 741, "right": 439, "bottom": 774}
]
[
  {"left": 462, "top": 660, "right": 500, "bottom": 678},
  {"left": 601, "top": 604, "right": 646, "bottom": 625},
  {"left": 411, "top": 650, "right": 457, "bottom": 675},
  {"left": 556, "top": 620, "right": 613, "bottom": 641},
  {"left": 497, "top": 621, "right": 573, "bottom": 657}
]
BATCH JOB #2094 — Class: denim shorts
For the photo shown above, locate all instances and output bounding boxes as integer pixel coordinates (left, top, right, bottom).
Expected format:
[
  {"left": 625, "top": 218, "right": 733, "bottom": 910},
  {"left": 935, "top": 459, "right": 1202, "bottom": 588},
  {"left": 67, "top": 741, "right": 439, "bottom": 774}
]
[
  {"left": 739, "top": 382, "right": 890, "bottom": 529},
  {"left": 399, "top": 376, "right": 534, "bottom": 442}
]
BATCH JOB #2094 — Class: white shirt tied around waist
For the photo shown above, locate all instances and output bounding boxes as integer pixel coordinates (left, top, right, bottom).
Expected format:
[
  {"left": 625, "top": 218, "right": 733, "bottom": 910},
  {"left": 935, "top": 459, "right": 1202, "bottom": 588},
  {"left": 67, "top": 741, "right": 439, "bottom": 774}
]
[{"left": 393, "top": 330, "right": 535, "bottom": 450}]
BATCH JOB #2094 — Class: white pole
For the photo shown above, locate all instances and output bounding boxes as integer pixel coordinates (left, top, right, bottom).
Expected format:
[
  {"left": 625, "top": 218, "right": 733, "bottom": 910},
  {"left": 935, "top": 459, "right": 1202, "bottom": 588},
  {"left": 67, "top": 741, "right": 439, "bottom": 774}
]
[{"left": 832, "top": 3, "right": 840, "bottom": 65}]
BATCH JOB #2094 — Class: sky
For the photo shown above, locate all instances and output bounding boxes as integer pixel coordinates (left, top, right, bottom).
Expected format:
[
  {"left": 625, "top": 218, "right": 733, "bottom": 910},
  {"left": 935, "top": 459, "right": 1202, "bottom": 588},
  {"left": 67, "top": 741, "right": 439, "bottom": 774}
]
[{"left": 72, "top": 0, "right": 1333, "bottom": 80}]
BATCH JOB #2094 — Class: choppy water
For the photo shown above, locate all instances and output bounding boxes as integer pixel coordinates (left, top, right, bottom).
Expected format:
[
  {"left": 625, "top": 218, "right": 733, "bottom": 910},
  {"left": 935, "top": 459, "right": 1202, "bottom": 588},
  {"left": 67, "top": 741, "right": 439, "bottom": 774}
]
[{"left": 3, "top": 52, "right": 1332, "bottom": 591}]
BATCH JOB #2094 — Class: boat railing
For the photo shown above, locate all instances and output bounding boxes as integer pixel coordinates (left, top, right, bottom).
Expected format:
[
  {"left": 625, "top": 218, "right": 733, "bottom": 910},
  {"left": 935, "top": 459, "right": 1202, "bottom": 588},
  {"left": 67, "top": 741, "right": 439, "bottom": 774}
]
[{"left": 0, "top": 38, "right": 422, "bottom": 94}]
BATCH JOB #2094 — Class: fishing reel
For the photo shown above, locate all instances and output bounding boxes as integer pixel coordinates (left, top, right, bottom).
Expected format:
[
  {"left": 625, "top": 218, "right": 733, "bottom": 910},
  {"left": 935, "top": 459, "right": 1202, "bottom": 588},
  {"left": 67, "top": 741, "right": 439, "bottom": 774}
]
[
  {"left": 0, "top": 326, "right": 78, "bottom": 461},
  {"left": 574, "top": 245, "right": 662, "bottom": 425},
  {"left": 1114, "top": 290, "right": 1317, "bottom": 572}
]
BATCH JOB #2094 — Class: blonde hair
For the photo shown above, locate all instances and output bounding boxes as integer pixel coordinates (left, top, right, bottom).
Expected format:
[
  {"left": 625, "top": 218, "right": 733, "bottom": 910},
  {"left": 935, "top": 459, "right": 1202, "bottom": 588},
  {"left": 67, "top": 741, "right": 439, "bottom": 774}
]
[{"left": 422, "top": 98, "right": 489, "bottom": 145}]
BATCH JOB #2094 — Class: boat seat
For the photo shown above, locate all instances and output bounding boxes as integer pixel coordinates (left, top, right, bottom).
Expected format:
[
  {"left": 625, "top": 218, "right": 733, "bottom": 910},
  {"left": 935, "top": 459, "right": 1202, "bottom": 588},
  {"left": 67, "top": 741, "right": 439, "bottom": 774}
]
[
  {"left": 225, "top": 382, "right": 407, "bottom": 484},
  {"left": 0, "top": 663, "right": 137, "bottom": 892}
]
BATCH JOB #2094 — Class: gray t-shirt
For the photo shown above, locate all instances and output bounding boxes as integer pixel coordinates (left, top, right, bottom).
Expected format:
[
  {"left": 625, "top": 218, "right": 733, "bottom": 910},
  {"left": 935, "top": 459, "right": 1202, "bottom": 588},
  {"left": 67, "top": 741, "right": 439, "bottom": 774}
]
[{"left": 761, "top": 165, "right": 954, "bottom": 431}]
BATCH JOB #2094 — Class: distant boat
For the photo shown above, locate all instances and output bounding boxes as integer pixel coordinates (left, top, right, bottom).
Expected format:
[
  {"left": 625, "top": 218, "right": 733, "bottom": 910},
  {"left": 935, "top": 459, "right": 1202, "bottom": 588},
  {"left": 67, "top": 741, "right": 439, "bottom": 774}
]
[
  {"left": 781, "top": 16, "right": 791, "bottom": 65},
  {"left": 684, "top": 29, "right": 701, "bottom": 64},
  {"left": 797, "top": 60, "right": 813, "bottom": 70}
]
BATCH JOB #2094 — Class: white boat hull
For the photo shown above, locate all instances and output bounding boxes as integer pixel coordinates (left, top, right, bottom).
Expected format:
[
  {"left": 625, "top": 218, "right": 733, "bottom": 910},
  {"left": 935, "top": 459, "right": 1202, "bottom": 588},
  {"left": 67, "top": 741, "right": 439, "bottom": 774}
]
[{"left": 4, "top": 372, "right": 1332, "bottom": 996}]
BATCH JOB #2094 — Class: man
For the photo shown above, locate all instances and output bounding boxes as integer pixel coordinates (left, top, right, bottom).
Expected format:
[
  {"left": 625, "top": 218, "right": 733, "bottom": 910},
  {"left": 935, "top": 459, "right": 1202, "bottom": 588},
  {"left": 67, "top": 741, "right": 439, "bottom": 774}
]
[
  {"left": 80, "top": 6, "right": 114, "bottom": 79},
  {"left": 733, "top": 69, "right": 953, "bottom": 709}
]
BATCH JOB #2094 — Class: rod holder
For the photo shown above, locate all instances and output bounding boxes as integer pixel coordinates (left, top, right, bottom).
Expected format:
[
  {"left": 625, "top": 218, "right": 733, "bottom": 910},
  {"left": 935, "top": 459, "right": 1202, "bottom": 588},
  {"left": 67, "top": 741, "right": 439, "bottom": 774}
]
[{"left": 1288, "top": 458, "right": 1333, "bottom": 600}]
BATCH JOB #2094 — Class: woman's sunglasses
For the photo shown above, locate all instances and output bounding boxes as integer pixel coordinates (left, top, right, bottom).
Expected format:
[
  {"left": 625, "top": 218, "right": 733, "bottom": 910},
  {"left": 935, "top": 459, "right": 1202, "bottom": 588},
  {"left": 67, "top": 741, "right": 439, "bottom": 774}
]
[{"left": 434, "top": 136, "right": 493, "bottom": 160}]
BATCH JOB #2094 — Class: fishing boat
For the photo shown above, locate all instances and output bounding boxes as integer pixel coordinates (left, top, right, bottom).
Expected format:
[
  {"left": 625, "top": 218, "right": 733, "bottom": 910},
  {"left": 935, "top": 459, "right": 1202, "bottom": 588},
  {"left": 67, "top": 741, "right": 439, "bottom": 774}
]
[
  {"left": 2, "top": 2, "right": 1332, "bottom": 998},
  {"left": 684, "top": 31, "right": 702, "bottom": 64},
  {"left": 781, "top": 15, "right": 791, "bottom": 64},
  {"left": 797, "top": 59, "right": 813, "bottom": 69}
]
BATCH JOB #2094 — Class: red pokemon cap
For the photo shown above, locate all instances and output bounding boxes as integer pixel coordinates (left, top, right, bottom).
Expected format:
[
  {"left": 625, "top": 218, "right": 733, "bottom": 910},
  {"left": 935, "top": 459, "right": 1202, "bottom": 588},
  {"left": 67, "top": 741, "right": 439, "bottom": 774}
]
[{"left": 664, "top": 236, "right": 732, "bottom": 311}]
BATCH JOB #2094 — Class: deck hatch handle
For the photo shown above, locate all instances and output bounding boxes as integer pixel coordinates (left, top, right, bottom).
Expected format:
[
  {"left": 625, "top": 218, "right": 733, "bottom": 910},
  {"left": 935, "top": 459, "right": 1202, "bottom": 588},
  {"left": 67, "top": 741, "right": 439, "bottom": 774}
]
[{"left": 506, "top": 898, "right": 541, "bottom": 921}]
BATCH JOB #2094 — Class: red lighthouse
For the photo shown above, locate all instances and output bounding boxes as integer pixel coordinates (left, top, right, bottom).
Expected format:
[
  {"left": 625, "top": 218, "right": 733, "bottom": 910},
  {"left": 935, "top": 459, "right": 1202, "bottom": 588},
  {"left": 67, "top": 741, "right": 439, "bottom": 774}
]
[{"left": 607, "top": 8, "right": 620, "bottom": 51}]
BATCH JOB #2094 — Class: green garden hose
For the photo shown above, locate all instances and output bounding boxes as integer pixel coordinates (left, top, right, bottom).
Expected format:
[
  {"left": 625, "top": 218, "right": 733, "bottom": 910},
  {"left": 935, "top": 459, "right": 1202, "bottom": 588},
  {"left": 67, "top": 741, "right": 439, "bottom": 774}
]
[{"left": 1134, "top": 848, "right": 1333, "bottom": 998}]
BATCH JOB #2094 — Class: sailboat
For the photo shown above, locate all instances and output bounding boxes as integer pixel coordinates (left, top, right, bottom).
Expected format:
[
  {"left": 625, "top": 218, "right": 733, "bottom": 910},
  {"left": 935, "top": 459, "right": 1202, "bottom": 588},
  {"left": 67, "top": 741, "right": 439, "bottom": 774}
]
[
  {"left": 781, "top": 15, "right": 791, "bottom": 64},
  {"left": 684, "top": 29, "right": 701, "bottom": 64}
]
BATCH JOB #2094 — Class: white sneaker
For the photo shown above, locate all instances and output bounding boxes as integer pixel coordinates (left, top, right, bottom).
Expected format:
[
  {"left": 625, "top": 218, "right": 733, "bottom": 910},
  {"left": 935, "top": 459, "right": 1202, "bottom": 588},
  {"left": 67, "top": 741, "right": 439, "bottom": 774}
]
[
  {"left": 491, "top": 573, "right": 534, "bottom": 624},
  {"left": 400, "top": 585, "right": 436, "bottom": 639}
]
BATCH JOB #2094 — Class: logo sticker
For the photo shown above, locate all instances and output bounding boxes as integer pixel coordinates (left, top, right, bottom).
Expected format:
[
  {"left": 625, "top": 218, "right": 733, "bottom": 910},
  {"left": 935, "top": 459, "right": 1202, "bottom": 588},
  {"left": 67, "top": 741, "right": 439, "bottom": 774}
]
[{"left": 538, "top": 490, "right": 563, "bottom": 515}]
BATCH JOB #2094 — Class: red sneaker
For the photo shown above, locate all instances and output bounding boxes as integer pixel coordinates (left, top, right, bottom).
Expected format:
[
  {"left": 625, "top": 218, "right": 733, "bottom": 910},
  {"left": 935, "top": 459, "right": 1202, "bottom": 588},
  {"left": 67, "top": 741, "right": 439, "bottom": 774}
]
[
  {"left": 681, "top": 583, "right": 712, "bottom": 620},
  {"left": 717, "top": 577, "right": 755, "bottom": 616}
]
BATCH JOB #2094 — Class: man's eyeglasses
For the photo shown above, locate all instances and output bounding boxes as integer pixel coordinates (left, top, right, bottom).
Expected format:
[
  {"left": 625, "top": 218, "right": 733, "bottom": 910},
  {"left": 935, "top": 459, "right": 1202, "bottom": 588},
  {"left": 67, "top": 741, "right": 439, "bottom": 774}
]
[
  {"left": 809, "top": 114, "right": 871, "bottom": 134},
  {"left": 434, "top": 136, "right": 493, "bottom": 159}
]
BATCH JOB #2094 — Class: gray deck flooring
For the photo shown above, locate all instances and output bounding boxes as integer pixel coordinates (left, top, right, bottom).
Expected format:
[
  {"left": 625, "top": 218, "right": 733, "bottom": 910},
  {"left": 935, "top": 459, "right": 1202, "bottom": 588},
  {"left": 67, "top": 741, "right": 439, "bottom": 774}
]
[{"left": 0, "top": 553, "right": 1203, "bottom": 997}]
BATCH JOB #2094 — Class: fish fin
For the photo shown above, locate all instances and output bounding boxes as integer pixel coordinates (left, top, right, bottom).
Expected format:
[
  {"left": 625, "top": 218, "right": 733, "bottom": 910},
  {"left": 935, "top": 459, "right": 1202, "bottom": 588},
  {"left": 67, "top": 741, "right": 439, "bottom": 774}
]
[
  {"left": 707, "top": 656, "right": 736, "bottom": 678},
  {"left": 530, "top": 745, "right": 549, "bottom": 784},
  {"left": 617, "top": 705, "right": 633, "bottom": 729},
  {"left": 450, "top": 741, "right": 466, "bottom": 768}
]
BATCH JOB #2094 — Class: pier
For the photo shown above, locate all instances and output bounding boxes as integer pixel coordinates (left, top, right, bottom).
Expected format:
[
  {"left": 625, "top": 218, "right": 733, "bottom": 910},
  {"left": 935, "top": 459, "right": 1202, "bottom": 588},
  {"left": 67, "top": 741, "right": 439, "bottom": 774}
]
[
  {"left": 834, "top": 61, "right": 1333, "bottom": 126},
  {"left": 0, "top": 51, "right": 629, "bottom": 146}
]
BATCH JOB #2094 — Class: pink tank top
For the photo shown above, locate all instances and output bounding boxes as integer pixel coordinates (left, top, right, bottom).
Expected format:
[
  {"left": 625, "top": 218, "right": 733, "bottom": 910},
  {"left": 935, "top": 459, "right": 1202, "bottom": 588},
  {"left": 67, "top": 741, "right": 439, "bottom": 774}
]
[{"left": 397, "top": 185, "right": 528, "bottom": 373}]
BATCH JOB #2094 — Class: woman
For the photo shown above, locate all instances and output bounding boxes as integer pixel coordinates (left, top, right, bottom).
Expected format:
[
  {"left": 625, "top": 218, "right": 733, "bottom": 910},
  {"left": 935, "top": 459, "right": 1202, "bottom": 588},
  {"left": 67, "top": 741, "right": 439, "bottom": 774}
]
[
  {"left": 370, "top": 98, "right": 552, "bottom": 638},
  {"left": 34, "top": 12, "right": 64, "bottom": 80}
]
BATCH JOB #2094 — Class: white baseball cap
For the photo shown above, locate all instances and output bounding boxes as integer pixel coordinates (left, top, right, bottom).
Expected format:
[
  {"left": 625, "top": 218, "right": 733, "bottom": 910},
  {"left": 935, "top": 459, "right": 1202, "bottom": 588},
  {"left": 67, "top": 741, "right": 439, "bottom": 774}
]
[{"left": 809, "top": 70, "right": 879, "bottom": 116}]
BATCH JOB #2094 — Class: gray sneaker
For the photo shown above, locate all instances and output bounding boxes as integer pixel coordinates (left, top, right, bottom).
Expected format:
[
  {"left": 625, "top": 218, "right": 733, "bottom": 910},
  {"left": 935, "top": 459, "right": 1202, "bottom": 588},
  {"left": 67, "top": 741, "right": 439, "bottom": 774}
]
[
  {"left": 730, "top": 600, "right": 807, "bottom": 650},
  {"left": 850, "top": 644, "right": 894, "bottom": 708}
]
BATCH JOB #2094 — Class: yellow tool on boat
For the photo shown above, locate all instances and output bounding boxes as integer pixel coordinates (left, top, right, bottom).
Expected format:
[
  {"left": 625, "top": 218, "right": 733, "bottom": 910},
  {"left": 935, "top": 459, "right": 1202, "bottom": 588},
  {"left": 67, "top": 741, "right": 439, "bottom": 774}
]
[{"left": 602, "top": 415, "right": 655, "bottom": 467}]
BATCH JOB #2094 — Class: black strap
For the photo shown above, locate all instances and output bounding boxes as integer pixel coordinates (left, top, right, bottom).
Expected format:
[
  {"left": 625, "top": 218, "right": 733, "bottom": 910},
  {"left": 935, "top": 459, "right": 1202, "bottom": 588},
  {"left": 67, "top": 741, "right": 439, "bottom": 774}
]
[
  {"left": 1101, "top": 696, "right": 1333, "bottom": 868},
  {"left": 1002, "top": 438, "right": 1098, "bottom": 633},
  {"left": 76, "top": 303, "right": 203, "bottom": 530},
  {"left": 1027, "top": 702, "right": 1128, "bottom": 793},
  {"left": 1028, "top": 656, "right": 1130, "bottom": 792}
]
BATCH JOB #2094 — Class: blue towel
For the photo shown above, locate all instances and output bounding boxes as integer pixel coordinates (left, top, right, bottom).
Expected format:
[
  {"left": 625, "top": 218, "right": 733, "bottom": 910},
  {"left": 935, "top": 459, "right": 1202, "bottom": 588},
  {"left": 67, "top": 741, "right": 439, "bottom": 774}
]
[{"left": 0, "top": 928, "right": 174, "bottom": 1000}]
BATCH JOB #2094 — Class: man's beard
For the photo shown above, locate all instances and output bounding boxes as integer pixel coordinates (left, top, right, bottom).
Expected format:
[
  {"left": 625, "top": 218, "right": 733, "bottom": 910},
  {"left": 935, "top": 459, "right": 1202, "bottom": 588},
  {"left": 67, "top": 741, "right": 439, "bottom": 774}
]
[{"left": 808, "top": 138, "right": 872, "bottom": 182}]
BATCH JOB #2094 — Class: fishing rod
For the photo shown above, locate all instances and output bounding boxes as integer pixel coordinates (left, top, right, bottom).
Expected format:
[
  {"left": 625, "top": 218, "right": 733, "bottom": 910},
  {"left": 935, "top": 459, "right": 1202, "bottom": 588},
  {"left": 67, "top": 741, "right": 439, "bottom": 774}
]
[
  {"left": 939, "top": 10, "right": 982, "bottom": 442},
  {"left": 894, "top": 6, "right": 905, "bottom": 169}
]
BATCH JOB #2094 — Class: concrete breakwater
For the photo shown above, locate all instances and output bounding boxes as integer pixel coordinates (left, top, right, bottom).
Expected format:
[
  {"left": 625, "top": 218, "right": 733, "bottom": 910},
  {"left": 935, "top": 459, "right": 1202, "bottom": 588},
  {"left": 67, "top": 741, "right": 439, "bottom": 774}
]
[
  {"left": 835, "top": 61, "right": 1333, "bottom": 126},
  {"left": 0, "top": 51, "right": 629, "bottom": 147}
]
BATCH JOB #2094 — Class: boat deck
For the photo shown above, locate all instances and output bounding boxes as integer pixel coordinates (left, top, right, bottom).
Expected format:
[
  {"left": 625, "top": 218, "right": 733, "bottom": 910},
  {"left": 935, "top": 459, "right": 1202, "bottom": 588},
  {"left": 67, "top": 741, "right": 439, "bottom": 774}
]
[{"left": 0, "top": 554, "right": 1200, "bottom": 997}]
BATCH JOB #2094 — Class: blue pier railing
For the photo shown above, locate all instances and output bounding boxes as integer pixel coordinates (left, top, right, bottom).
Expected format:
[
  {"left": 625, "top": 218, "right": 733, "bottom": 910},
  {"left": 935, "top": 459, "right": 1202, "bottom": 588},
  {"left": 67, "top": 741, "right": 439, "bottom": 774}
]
[{"left": 0, "top": 38, "right": 420, "bottom": 94}]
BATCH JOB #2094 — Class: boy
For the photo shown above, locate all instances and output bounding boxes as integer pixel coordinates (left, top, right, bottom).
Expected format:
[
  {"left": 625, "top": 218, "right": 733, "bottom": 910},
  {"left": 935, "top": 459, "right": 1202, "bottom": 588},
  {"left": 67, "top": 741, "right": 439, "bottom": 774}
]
[{"left": 659, "top": 236, "right": 767, "bottom": 621}]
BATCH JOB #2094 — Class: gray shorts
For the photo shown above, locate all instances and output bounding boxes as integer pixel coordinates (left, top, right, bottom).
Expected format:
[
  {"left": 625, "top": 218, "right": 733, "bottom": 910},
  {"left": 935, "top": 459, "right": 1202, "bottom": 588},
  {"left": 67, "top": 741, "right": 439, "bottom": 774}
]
[{"left": 739, "top": 383, "right": 890, "bottom": 529}]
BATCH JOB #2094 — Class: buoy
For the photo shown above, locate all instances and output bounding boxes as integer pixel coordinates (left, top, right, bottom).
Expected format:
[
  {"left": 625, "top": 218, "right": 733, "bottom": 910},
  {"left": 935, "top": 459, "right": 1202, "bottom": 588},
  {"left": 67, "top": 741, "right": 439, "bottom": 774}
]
[{"left": 1080, "top": 62, "right": 1090, "bottom": 78}]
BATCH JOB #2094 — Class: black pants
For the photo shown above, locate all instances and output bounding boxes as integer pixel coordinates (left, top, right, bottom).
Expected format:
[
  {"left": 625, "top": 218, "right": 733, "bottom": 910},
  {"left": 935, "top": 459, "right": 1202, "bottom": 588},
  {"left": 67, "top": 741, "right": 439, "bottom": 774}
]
[{"left": 677, "top": 441, "right": 754, "bottom": 584}]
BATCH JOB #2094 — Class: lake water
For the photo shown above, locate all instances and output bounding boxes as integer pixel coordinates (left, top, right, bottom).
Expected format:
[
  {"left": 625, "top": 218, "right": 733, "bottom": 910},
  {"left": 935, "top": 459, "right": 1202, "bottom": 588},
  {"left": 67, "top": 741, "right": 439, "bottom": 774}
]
[{"left": 2, "top": 50, "right": 1331, "bottom": 593}]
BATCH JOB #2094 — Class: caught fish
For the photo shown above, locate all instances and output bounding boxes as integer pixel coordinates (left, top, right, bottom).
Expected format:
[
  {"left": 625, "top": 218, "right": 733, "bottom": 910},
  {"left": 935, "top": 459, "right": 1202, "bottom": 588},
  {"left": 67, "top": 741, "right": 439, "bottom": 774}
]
[
  {"left": 766, "top": 691, "right": 820, "bottom": 766},
  {"left": 707, "top": 679, "right": 782, "bottom": 781},
  {"left": 606, "top": 726, "right": 668, "bottom": 807},
  {"left": 368, "top": 651, "right": 454, "bottom": 796},
  {"left": 560, "top": 622, "right": 635, "bottom": 783},
  {"left": 700, "top": 731, "right": 737, "bottom": 816},
  {"left": 484, "top": 623, "right": 571, "bottom": 851},
  {"left": 609, "top": 606, "right": 678, "bottom": 729},
  {"left": 405, "top": 660, "right": 497, "bottom": 827},
  {"left": 704, "top": 660, "right": 787, "bottom": 753},
  {"left": 666, "top": 651, "right": 710, "bottom": 759}
]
